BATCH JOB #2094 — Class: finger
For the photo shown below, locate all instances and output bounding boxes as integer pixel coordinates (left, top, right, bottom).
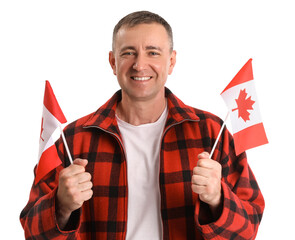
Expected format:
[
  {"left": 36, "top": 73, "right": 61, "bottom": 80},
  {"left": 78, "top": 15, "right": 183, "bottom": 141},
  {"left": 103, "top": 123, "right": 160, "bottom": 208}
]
[
  {"left": 82, "top": 189, "right": 93, "bottom": 201},
  {"left": 192, "top": 174, "right": 208, "bottom": 186},
  {"left": 73, "top": 158, "right": 88, "bottom": 168},
  {"left": 197, "top": 158, "right": 220, "bottom": 170},
  {"left": 193, "top": 166, "right": 211, "bottom": 178},
  {"left": 63, "top": 159, "right": 88, "bottom": 177},
  {"left": 79, "top": 181, "right": 93, "bottom": 192},
  {"left": 198, "top": 152, "right": 210, "bottom": 160},
  {"left": 77, "top": 172, "right": 92, "bottom": 184},
  {"left": 191, "top": 184, "right": 206, "bottom": 195},
  {"left": 197, "top": 159, "right": 211, "bottom": 168},
  {"left": 60, "top": 164, "right": 86, "bottom": 179}
]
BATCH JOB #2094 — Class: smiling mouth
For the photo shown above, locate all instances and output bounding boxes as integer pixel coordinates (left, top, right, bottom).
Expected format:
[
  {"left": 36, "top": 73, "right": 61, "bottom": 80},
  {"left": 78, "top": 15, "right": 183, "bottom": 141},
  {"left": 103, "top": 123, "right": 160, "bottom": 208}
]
[{"left": 131, "top": 76, "right": 152, "bottom": 81}]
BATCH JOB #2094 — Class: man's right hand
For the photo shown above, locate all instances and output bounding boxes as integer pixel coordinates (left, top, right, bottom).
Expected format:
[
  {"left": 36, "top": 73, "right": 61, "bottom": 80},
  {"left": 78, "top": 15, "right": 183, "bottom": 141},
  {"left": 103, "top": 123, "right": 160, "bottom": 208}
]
[{"left": 56, "top": 158, "right": 93, "bottom": 229}]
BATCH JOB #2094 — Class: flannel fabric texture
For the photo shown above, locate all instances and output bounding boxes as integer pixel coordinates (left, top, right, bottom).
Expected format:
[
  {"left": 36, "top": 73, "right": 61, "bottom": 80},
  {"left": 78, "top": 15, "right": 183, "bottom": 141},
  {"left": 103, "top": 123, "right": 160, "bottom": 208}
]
[{"left": 20, "top": 88, "right": 265, "bottom": 239}]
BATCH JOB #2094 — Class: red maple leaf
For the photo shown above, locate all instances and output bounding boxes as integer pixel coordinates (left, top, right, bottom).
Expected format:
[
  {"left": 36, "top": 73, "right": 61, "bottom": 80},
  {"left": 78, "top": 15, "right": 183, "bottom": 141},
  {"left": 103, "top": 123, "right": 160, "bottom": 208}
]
[{"left": 232, "top": 89, "right": 255, "bottom": 122}]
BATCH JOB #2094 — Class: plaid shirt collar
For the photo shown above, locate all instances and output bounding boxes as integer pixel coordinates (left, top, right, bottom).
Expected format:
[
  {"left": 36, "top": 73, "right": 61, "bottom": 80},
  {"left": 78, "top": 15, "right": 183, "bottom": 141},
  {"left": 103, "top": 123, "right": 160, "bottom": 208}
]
[{"left": 83, "top": 87, "right": 200, "bottom": 136}]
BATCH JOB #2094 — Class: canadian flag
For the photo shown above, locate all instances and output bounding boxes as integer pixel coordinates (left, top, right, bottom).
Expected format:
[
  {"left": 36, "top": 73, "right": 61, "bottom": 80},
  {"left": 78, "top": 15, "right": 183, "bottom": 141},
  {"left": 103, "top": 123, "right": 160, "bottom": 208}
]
[
  {"left": 221, "top": 59, "right": 268, "bottom": 155},
  {"left": 35, "top": 81, "right": 67, "bottom": 184}
]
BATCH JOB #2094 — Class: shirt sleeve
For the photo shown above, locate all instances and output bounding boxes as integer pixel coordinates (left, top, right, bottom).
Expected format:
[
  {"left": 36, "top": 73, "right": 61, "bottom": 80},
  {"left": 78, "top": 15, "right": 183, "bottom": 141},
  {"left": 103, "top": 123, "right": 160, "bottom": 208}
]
[
  {"left": 194, "top": 126, "right": 265, "bottom": 240},
  {"left": 20, "top": 139, "right": 81, "bottom": 239}
]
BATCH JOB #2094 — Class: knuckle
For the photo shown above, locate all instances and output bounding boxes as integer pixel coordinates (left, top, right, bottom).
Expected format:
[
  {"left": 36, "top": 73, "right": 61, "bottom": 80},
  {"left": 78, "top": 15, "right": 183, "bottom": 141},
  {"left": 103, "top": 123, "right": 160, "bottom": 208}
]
[
  {"left": 197, "top": 159, "right": 203, "bottom": 166},
  {"left": 191, "top": 184, "right": 197, "bottom": 193},
  {"left": 72, "top": 192, "right": 81, "bottom": 203},
  {"left": 83, "top": 182, "right": 92, "bottom": 190},
  {"left": 59, "top": 169, "right": 68, "bottom": 180},
  {"left": 67, "top": 186, "right": 76, "bottom": 196},
  {"left": 72, "top": 163, "right": 84, "bottom": 171},
  {"left": 88, "top": 190, "right": 94, "bottom": 199},
  {"left": 64, "top": 177, "right": 74, "bottom": 188},
  {"left": 209, "top": 168, "right": 220, "bottom": 179},
  {"left": 85, "top": 172, "right": 92, "bottom": 180},
  {"left": 83, "top": 190, "right": 93, "bottom": 201},
  {"left": 75, "top": 165, "right": 85, "bottom": 172},
  {"left": 192, "top": 185, "right": 201, "bottom": 194},
  {"left": 191, "top": 175, "right": 197, "bottom": 183}
]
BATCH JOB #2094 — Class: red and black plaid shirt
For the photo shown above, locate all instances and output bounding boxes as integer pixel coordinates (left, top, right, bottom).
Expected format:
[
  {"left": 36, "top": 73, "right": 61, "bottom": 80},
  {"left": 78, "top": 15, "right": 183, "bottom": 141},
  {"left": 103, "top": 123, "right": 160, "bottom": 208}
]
[{"left": 20, "top": 88, "right": 264, "bottom": 239}]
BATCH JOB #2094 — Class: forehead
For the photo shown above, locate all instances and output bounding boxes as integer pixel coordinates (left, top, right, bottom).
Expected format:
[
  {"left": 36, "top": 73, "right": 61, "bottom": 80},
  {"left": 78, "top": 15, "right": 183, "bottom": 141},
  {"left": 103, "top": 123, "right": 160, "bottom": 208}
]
[{"left": 114, "top": 23, "right": 170, "bottom": 51}]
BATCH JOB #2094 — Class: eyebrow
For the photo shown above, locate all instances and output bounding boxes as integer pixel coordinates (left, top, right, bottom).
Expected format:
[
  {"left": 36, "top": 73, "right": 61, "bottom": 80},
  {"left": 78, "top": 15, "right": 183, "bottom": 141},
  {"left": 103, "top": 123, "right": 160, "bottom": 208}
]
[
  {"left": 119, "top": 46, "right": 136, "bottom": 53},
  {"left": 145, "top": 46, "right": 163, "bottom": 51},
  {"left": 119, "top": 45, "right": 163, "bottom": 53}
]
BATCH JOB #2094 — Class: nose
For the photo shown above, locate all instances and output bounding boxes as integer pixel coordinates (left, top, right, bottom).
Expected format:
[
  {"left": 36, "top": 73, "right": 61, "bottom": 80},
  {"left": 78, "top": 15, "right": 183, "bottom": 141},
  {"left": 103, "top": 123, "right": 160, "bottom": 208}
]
[{"left": 133, "top": 53, "right": 147, "bottom": 71}]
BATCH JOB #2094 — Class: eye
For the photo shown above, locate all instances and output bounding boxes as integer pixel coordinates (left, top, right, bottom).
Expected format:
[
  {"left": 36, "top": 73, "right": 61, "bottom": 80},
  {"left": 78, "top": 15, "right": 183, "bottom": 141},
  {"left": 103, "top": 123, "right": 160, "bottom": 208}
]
[
  {"left": 121, "top": 51, "right": 135, "bottom": 56},
  {"left": 149, "top": 51, "right": 160, "bottom": 56}
]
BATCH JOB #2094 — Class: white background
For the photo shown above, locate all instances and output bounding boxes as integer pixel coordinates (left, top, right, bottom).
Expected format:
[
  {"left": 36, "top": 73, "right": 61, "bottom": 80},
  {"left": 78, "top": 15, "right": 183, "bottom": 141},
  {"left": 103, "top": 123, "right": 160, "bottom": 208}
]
[{"left": 1, "top": 0, "right": 294, "bottom": 239}]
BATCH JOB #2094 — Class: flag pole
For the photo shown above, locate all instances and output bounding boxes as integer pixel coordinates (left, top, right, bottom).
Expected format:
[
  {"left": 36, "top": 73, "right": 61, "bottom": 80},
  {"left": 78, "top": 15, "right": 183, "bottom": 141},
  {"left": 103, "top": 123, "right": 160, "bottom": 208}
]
[
  {"left": 209, "top": 111, "right": 230, "bottom": 159},
  {"left": 60, "top": 125, "right": 73, "bottom": 164}
]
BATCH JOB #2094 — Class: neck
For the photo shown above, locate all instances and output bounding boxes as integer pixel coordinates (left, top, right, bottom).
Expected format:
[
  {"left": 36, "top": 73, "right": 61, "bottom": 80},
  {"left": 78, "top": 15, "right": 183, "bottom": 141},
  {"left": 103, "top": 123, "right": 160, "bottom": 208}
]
[{"left": 116, "top": 91, "right": 167, "bottom": 126}]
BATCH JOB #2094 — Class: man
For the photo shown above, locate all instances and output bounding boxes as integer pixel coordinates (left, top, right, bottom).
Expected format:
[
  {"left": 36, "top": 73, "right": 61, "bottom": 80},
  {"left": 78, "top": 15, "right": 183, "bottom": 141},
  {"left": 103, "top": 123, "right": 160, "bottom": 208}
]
[{"left": 20, "top": 11, "right": 264, "bottom": 239}]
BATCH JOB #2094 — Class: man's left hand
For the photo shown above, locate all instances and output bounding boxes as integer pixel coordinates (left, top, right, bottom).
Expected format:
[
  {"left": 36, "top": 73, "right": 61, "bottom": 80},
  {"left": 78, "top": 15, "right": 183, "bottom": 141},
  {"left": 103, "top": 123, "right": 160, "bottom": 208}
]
[{"left": 191, "top": 152, "right": 222, "bottom": 210}]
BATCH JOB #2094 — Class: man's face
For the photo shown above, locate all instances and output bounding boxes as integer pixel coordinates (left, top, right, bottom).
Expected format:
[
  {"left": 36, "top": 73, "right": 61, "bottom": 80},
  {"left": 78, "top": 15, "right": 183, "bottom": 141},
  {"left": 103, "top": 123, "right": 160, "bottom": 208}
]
[{"left": 109, "top": 23, "right": 176, "bottom": 102}]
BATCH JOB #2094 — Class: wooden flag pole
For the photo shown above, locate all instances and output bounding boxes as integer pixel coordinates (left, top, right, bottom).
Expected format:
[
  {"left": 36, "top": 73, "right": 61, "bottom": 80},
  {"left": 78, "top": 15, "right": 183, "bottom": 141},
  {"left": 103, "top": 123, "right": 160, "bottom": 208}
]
[
  {"left": 60, "top": 125, "right": 73, "bottom": 164},
  {"left": 209, "top": 111, "right": 230, "bottom": 159}
]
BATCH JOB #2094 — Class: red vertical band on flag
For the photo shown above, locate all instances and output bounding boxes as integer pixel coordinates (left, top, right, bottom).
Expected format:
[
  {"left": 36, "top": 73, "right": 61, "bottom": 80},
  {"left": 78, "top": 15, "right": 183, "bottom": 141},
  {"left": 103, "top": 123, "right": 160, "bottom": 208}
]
[
  {"left": 44, "top": 80, "right": 67, "bottom": 123},
  {"left": 35, "top": 144, "right": 61, "bottom": 184},
  {"left": 221, "top": 58, "right": 253, "bottom": 94},
  {"left": 233, "top": 123, "right": 268, "bottom": 155}
]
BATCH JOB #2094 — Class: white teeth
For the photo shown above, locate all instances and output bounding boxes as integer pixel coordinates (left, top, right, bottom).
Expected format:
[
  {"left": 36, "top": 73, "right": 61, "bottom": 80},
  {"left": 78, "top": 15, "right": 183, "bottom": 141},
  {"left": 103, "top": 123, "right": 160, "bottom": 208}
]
[{"left": 132, "top": 77, "right": 151, "bottom": 81}]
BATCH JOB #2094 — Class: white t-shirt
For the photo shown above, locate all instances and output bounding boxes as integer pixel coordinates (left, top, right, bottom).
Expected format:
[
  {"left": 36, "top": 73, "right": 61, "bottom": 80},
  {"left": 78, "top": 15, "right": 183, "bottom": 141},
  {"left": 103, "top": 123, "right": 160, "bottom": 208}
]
[{"left": 116, "top": 106, "right": 168, "bottom": 240}]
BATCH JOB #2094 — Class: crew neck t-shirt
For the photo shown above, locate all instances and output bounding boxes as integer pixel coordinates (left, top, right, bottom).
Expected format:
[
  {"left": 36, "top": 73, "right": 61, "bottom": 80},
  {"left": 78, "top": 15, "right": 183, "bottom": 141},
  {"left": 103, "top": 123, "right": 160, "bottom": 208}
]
[{"left": 116, "top": 106, "right": 168, "bottom": 240}]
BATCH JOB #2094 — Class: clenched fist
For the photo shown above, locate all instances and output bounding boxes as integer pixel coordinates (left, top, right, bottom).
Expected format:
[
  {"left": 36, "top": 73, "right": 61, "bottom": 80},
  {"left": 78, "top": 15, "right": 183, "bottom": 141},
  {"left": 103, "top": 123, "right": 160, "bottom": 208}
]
[
  {"left": 56, "top": 158, "right": 93, "bottom": 229},
  {"left": 192, "top": 152, "right": 222, "bottom": 212}
]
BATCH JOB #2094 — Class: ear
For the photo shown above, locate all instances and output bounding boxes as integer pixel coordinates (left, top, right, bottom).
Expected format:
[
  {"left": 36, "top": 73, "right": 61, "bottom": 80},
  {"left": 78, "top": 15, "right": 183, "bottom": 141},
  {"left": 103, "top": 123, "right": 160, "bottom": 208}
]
[
  {"left": 109, "top": 51, "right": 117, "bottom": 75},
  {"left": 168, "top": 50, "right": 176, "bottom": 75}
]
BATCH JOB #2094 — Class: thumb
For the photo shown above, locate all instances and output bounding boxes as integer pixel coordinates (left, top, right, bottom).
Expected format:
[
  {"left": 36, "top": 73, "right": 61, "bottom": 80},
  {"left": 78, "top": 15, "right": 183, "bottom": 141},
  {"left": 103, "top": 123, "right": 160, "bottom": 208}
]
[
  {"left": 73, "top": 158, "right": 88, "bottom": 168},
  {"left": 198, "top": 152, "right": 210, "bottom": 159}
]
